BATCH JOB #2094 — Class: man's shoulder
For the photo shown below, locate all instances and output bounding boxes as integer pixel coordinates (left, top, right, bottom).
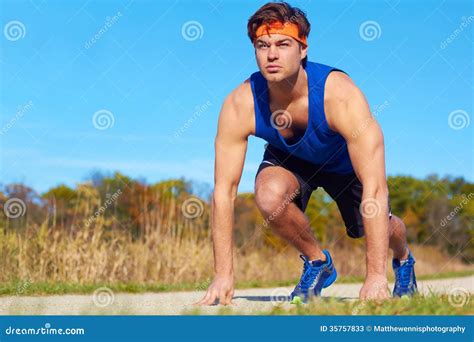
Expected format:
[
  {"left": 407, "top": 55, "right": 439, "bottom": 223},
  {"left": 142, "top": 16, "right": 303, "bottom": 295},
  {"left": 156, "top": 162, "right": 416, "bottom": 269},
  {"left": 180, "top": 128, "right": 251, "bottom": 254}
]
[
  {"left": 325, "top": 70, "right": 361, "bottom": 103},
  {"left": 324, "top": 70, "right": 367, "bottom": 132},
  {"left": 306, "top": 60, "right": 360, "bottom": 103},
  {"left": 219, "top": 79, "right": 255, "bottom": 135},
  {"left": 225, "top": 79, "right": 254, "bottom": 111},
  {"left": 222, "top": 79, "right": 254, "bottom": 121}
]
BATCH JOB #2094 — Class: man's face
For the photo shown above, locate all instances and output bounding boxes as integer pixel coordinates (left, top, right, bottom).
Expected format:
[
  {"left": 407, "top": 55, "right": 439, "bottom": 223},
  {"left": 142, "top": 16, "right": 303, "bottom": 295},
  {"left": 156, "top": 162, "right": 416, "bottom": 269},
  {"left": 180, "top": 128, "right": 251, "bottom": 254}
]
[{"left": 254, "top": 33, "right": 307, "bottom": 82}]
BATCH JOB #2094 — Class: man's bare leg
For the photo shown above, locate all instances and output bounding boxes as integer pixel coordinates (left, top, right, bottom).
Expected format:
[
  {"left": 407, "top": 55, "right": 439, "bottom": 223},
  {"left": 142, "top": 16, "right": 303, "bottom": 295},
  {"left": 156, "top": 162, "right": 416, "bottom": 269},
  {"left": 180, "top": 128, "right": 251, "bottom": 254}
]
[
  {"left": 255, "top": 166, "right": 410, "bottom": 263},
  {"left": 389, "top": 214, "right": 410, "bottom": 260},
  {"left": 255, "top": 166, "right": 326, "bottom": 261}
]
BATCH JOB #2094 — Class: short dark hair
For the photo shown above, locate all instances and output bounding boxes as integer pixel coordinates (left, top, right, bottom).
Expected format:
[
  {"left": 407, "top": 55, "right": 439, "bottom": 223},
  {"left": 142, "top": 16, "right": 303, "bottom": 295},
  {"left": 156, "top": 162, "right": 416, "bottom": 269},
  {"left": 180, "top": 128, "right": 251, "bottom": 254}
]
[{"left": 247, "top": 2, "right": 311, "bottom": 67}]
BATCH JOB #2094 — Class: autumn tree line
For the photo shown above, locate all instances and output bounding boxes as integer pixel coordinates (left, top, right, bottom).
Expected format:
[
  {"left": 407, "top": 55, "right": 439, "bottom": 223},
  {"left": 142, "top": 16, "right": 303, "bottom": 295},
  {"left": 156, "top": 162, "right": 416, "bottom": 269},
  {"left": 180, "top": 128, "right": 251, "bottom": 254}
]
[{"left": 1, "top": 171, "right": 472, "bottom": 264}]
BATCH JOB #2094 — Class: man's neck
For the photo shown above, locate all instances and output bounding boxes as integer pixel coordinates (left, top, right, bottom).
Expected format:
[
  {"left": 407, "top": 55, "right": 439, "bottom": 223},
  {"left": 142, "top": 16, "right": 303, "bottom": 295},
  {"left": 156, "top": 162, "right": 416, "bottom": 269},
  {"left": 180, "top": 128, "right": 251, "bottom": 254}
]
[{"left": 267, "top": 66, "right": 307, "bottom": 105}]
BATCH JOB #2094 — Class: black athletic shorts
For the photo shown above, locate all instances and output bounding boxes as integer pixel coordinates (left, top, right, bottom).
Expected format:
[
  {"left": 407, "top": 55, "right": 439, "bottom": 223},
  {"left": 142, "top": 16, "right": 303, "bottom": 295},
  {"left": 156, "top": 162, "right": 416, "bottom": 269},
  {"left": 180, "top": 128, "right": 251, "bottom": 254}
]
[{"left": 254, "top": 143, "right": 392, "bottom": 239}]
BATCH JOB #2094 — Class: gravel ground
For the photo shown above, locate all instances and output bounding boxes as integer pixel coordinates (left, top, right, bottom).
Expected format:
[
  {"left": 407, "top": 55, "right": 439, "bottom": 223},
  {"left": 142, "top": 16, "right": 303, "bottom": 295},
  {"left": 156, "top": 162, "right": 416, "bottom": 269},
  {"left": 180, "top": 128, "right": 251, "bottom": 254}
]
[{"left": 1, "top": 276, "right": 472, "bottom": 315}]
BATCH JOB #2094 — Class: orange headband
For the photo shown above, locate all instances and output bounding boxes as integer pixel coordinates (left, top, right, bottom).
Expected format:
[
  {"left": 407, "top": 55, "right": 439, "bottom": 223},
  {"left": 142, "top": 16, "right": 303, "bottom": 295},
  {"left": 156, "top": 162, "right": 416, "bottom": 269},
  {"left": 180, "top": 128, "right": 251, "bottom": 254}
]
[{"left": 254, "top": 22, "right": 307, "bottom": 47}]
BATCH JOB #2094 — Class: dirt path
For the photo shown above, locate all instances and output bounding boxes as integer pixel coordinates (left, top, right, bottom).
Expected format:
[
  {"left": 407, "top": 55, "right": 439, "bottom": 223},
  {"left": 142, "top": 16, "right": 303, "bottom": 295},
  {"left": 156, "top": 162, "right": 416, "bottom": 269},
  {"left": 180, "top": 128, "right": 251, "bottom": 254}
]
[{"left": 1, "top": 276, "right": 472, "bottom": 315}]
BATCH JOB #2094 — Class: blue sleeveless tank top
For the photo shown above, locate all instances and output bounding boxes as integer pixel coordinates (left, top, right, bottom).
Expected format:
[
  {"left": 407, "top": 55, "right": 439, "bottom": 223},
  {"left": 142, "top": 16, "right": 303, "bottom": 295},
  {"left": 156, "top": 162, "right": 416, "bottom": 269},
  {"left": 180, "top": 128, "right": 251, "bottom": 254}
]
[{"left": 250, "top": 61, "right": 354, "bottom": 174}]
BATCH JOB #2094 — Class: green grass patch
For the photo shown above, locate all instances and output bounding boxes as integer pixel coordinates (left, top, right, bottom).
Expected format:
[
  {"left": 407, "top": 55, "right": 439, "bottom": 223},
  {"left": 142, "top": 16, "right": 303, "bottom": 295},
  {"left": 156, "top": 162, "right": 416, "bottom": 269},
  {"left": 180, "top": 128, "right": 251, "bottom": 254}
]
[
  {"left": 185, "top": 294, "right": 473, "bottom": 316},
  {"left": 237, "top": 270, "right": 474, "bottom": 289},
  {"left": 0, "top": 281, "right": 201, "bottom": 297},
  {"left": 0, "top": 270, "right": 472, "bottom": 297}
]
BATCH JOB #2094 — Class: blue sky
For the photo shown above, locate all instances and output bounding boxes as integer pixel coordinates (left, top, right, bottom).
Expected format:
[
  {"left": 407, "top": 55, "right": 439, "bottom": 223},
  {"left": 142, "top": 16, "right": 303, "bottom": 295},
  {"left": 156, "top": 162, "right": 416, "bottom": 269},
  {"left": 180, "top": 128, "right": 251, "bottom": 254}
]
[{"left": 1, "top": 0, "right": 472, "bottom": 194}]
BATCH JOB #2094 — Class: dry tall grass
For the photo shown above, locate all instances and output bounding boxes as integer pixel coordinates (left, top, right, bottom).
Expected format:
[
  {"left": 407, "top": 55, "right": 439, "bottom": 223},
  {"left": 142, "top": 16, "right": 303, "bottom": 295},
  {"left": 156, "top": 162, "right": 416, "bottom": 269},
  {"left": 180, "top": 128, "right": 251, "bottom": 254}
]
[
  {"left": 0, "top": 217, "right": 470, "bottom": 286},
  {"left": 0, "top": 182, "right": 471, "bottom": 287}
]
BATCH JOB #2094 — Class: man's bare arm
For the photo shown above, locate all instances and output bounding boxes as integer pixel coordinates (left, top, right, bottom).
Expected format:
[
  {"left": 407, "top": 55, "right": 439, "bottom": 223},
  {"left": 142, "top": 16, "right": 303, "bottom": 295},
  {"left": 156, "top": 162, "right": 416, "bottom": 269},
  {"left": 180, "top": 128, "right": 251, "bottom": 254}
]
[
  {"left": 196, "top": 86, "right": 252, "bottom": 305},
  {"left": 326, "top": 72, "right": 390, "bottom": 300},
  {"left": 212, "top": 92, "right": 249, "bottom": 276}
]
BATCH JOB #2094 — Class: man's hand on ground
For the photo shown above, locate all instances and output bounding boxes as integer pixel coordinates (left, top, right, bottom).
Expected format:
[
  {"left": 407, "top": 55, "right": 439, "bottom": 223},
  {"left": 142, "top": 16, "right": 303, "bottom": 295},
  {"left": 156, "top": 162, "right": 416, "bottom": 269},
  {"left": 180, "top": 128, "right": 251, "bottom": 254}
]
[
  {"left": 359, "top": 275, "right": 390, "bottom": 301},
  {"left": 194, "top": 274, "right": 235, "bottom": 306}
]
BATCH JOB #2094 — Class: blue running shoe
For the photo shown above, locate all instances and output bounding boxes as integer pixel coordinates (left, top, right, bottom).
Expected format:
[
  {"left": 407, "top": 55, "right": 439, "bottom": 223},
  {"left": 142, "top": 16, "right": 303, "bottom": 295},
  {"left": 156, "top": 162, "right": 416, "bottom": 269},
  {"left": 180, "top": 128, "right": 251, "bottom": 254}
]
[
  {"left": 290, "top": 249, "right": 337, "bottom": 304},
  {"left": 392, "top": 250, "right": 418, "bottom": 297}
]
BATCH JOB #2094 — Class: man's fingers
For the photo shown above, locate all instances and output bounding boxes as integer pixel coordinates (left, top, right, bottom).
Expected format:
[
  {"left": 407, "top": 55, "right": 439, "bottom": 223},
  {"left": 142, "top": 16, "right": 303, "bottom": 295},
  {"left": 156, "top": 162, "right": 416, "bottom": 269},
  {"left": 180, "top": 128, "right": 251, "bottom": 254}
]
[
  {"left": 206, "top": 291, "right": 218, "bottom": 305},
  {"left": 201, "top": 291, "right": 218, "bottom": 306},
  {"left": 225, "top": 291, "right": 234, "bottom": 305},
  {"left": 195, "top": 290, "right": 212, "bottom": 305},
  {"left": 194, "top": 287, "right": 235, "bottom": 306},
  {"left": 375, "top": 287, "right": 389, "bottom": 301},
  {"left": 378, "top": 291, "right": 389, "bottom": 301},
  {"left": 219, "top": 292, "right": 227, "bottom": 306}
]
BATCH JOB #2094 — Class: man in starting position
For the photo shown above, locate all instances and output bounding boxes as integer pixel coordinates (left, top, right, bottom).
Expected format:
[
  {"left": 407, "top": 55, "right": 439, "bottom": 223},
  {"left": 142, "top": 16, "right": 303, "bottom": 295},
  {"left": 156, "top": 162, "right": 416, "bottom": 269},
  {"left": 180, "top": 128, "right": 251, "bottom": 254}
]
[{"left": 197, "top": 2, "right": 417, "bottom": 305}]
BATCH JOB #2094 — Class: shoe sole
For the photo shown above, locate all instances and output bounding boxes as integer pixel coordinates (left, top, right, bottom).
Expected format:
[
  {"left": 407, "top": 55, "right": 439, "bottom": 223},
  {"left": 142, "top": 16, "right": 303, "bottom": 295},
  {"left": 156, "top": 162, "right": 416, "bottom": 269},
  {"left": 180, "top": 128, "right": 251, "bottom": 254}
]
[
  {"left": 290, "top": 267, "right": 338, "bottom": 304},
  {"left": 322, "top": 267, "right": 337, "bottom": 289}
]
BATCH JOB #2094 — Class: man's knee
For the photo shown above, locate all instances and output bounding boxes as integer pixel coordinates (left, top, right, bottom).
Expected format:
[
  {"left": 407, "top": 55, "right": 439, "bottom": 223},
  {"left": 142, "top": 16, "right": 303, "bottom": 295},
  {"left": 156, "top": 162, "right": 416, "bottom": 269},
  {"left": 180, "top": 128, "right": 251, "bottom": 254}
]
[{"left": 255, "top": 180, "right": 293, "bottom": 218}]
